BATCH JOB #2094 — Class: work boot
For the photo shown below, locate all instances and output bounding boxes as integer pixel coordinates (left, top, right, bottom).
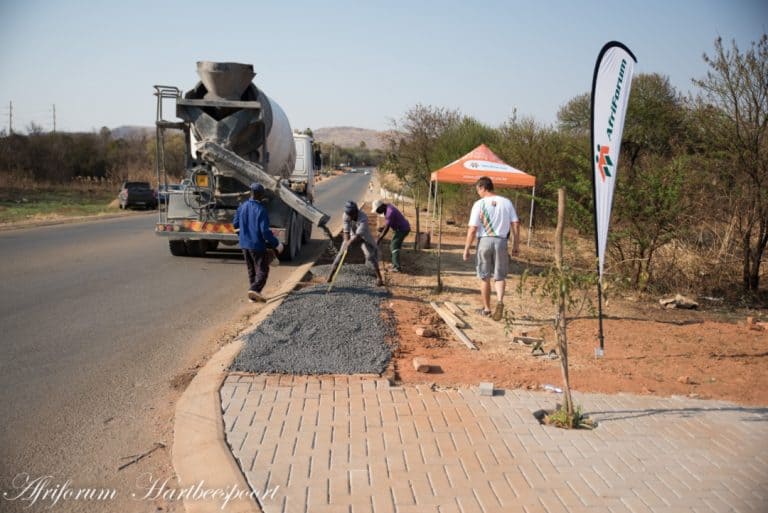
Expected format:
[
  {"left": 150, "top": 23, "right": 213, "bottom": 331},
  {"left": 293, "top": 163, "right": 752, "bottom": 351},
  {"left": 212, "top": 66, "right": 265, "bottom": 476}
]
[
  {"left": 492, "top": 302, "right": 504, "bottom": 321},
  {"left": 248, "top": 290, "right": 266, "bottom": 303}
]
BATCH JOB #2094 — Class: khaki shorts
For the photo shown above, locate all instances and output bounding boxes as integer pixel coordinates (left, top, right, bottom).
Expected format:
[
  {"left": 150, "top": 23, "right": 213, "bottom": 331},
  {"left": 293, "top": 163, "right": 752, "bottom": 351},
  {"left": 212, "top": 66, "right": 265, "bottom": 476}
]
[{"left": 476, "top": 237, "right": 508, "bottom": 281}]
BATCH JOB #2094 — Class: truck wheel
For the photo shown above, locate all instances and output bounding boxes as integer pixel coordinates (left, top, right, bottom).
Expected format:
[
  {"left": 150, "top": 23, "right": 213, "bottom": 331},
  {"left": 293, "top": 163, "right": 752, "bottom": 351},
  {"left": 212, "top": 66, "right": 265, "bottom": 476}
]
[
  {"left": 186, "top": 240, "right": 207, "bottom": 257},
  {"left": 169, "top": 240, "right": 187, "bottom": 256},
  {"left": 279, "top": 213, "right": 302, "bottom": 261},
  {"left": 301, "top": 216, "right": 312, "bottom": 243},
  {"left": 207, "top": 240, "right": 219, "bottom": 251}
]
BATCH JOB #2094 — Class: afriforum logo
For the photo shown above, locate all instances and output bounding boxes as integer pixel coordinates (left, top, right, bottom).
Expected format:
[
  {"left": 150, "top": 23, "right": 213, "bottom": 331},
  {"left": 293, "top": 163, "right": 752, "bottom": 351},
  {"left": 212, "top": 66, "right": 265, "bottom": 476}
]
[
  {"left": 606, "top": 59, "right": 628, "bottom": 142},
  {"left": 596, "top": 57, "right": 628, "bottom": 183},
  {"left": 595, "top": 144, "right": 613, "bottom": 182}
]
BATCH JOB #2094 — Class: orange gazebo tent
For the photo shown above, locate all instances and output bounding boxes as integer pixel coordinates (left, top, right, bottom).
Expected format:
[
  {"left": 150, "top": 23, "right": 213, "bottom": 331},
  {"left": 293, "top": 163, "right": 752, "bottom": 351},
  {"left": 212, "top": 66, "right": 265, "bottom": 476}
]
[
  {"left": 430, "top": 144, "right": 536, "bottom": 187},
  {"left": 429, "top": 144, "right": 537, "bottom": 244}
]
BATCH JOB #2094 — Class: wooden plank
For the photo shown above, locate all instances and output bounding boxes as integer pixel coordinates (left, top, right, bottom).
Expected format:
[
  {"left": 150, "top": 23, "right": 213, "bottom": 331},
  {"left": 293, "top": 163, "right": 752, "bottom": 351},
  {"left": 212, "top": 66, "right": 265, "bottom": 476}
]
[
  {"left": 429, "top": 301, "right": 467, "bottom": 328},
  {"left": 429, "top": 302, "right": 478, "bottom": 351},
  {"left": 443, "top": 301, "right": 465, "bottom": 316}
]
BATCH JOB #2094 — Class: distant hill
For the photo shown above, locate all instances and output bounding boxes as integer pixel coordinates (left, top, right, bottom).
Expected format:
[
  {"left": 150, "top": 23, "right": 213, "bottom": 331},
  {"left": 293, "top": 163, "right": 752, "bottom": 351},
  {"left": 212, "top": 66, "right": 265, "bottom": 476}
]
[
  {"left": 111, "top": 126, "right": 154, "bottom": 139},
  {"left": 313, "top": 127, "right": 388, "bottom": 150},
  {"left": 110, "top": 125, "right": 390, "bottom": 150}
]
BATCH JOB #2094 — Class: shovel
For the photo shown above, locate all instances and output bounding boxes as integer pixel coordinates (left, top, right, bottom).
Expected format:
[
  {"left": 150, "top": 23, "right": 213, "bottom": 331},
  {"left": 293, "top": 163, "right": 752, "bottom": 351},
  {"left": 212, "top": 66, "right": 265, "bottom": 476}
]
[{"left": 326, "top": 246, "right": 348, "bottom": 293}]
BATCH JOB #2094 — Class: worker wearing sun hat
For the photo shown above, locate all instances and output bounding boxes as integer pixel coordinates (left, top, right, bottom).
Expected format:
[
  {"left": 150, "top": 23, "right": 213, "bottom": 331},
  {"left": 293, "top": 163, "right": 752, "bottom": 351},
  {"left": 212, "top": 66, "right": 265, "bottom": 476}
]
[
  {"left": 233, "top": 183, "right": 284, "bottom": 302},
  {"left": 372, "top": 199, "right": 410, "bottom": 272}
]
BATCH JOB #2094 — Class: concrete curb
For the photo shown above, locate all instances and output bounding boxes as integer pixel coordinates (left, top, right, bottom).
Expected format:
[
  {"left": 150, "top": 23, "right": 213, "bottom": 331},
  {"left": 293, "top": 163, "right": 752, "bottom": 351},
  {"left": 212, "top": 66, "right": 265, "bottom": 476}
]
[{"left": 172, "top": 233, "right": 342, "bottom": 513}]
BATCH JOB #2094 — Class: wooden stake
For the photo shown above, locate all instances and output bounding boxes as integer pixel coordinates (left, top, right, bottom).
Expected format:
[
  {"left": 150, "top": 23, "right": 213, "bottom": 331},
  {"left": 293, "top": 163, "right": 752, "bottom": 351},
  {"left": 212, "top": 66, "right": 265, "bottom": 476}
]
[{"left": 555, "top": 188, "right": 574, "bottom": 416}]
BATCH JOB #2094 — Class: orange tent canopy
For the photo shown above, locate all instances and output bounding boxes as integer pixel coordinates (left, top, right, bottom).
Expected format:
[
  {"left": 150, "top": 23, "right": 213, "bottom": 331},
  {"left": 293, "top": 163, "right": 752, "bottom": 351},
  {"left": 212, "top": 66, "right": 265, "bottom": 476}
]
[{"left": 430, "top": 144, "right": 536, "bottom": 187}]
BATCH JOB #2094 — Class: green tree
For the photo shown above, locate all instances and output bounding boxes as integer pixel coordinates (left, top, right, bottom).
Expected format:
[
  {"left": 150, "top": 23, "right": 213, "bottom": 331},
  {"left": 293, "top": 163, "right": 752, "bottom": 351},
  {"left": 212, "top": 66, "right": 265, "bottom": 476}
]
[
  {"left": 611, "top": 155, "right": 690, "bottom": 290},
  {"left": 693, "top": 34, "right": 768, "bottom": 293},
  {"left": 557, "top": 92, "right": 590, "bottom": 136},
  {"left": 554, "top": 75, "right": 691, "bottom": 291},
  {"left": 382, "top": 104, "right": 461, "bottom": 194},
  {"left": 500, "top": 115, "right": 592, "bottom": 230}
]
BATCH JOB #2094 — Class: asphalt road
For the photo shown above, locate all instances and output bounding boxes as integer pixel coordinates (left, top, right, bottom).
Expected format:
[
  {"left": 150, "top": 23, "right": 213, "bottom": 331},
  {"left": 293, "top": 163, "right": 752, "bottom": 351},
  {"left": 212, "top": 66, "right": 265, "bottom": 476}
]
[{"left": 0, "top": 172, "right": 371, "bottom": 512}]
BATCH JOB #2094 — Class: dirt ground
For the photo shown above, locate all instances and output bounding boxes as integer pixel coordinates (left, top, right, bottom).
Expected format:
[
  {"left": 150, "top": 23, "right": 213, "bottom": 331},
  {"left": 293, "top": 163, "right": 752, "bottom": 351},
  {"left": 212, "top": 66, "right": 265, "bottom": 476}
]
[{"left": 372, "top": 203, "right": 768, "bottom": 407}]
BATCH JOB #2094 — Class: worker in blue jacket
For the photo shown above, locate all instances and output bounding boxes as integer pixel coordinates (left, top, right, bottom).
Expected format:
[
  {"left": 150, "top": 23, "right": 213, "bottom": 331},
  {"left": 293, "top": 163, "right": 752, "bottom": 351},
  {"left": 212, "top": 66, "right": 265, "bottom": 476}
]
[{"left": 233, "top": 183, "right": 284, "bottom": 303}]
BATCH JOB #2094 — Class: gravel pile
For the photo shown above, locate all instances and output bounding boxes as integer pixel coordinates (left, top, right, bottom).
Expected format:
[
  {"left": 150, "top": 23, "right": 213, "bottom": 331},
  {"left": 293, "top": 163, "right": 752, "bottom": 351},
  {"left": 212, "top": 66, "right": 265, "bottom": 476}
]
[{"left": 231, "top": 264, "right": 391, "bottom": 375}]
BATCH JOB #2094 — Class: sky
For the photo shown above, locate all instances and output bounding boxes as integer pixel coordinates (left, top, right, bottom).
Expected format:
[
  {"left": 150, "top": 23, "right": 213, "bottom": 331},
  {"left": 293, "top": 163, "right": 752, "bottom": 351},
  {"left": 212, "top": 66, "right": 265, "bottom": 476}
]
[{"left": 0, "top": 0, "right": 766, "bottom": 134}]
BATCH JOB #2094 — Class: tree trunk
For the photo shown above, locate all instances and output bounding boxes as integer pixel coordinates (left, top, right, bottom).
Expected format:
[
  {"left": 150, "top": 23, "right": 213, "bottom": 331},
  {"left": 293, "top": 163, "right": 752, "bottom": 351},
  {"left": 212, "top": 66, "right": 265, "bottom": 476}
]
[
  {"left": 415, "top": 190, "right": 421, "bottom": 251},
  {"left": 555, "top": 188, "right": 574, "bottom": 417},
  {"left": 743, "top": 231, "right": 753, "bottom": 291},
  {"left": 749, "top": 220, "right": 767, "bottom": 291}
]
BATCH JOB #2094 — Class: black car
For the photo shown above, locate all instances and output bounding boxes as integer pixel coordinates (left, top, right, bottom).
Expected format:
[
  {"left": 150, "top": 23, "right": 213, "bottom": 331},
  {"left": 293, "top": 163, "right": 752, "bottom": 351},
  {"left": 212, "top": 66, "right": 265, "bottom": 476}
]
[{"left": 118, "top": 181, "right": 157, "bottom": 210}]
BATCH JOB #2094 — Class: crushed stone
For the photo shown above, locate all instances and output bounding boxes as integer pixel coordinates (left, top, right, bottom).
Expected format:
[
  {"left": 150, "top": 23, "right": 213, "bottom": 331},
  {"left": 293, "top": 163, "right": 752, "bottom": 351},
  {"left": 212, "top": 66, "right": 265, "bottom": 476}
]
[{"left": 231, "top": 264, "right": 392, "bottom": 375}]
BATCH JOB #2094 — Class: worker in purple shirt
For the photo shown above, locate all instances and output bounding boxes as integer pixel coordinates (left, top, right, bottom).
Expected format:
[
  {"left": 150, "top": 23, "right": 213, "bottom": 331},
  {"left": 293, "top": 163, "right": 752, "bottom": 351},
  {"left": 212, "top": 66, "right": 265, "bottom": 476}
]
[{"left": 373, "top": 199, "right": 411, "bottom": 272}]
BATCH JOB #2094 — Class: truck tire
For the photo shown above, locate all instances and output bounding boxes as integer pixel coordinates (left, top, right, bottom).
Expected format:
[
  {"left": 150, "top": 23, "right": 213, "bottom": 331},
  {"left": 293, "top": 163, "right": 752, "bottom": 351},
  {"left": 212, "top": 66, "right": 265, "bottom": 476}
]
[
  {"left": 185, "top": 240, "right": 207, "bottom": 257},
  {"left": 279, "top": 212, "right": 302, "bottom": 261},
  {"left": 207, "top": 240, "right": 219, "bottom": 251},
  {"left": 301, "top": 216, "right": 312, "bottom": 243},
  {"left": 169, "top": 240, "right": 187, "bottom": 256}
]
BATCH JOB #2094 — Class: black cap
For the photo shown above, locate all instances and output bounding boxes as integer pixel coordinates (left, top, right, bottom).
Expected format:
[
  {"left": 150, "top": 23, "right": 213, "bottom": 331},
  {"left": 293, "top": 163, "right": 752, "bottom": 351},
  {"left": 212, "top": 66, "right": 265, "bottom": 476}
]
[
  {"left": 250, "top": 183, "right": 265, "bottom": 194},
  {"left": 343, "top": 201, "right": 358, "bottom": 215}
]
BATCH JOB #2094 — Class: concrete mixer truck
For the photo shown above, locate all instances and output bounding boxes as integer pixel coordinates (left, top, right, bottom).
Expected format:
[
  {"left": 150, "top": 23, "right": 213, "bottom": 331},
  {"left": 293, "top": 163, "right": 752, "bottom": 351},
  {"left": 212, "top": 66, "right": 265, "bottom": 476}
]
[{"left": 152, "top": 61, "right": 330, "bottom": 260}]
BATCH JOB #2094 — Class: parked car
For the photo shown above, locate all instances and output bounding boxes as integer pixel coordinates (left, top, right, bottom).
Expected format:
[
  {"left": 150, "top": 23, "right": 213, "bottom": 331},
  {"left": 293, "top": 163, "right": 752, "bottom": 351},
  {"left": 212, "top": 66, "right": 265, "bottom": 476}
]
[
  {"left": 157, "top": 183, "right": 183, "bottom": 204},
  {"left": 118, "top": 181, "right": 157, "bottom": 210}
]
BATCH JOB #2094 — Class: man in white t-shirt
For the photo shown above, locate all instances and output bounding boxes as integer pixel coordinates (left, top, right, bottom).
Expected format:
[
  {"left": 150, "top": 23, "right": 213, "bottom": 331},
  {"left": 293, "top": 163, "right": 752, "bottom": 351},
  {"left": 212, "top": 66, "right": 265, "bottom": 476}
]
[{"left": 463, "top": 176, "right": 520, "bottom": 320}]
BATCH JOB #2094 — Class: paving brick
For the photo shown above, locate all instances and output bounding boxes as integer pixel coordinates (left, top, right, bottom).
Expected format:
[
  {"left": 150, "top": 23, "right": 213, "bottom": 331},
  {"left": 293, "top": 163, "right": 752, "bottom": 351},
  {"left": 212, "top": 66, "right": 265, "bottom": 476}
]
[
  {"left": 399, "top": 422, "right": 420, "bottom": 444},
  {"left": 522, "top": 501, "right": 548, "bottom": 513},
  {"left": 455, "top": 493, "right": 485, "bottom": 513},
  {"left": 621, "top": 496, "right": 653, "bottom": 513},
  {"left": 391, "top": 480, "right": 416, "bottom": 505},
  {"left": 435, "top": 503, "right": 462, "bottom": 513},
  {"left": 419, "top": 438, "right": 442, "bottom": 464},
  {"left": 395, "top": 402, "right": 413, "bottom": 418},
  {"left": 349, "top": 499, "right": 376, "bottom": 513},
  {"left": 470, "top": 481, "right": 502, "bottom": 512},
  {"left": 409, "top": 477, "right": 442, "bottom": 506},
  {"left": 537, "top": 493, "right": 570, "bottom": 513},
  {"left": 385, "top": 450, "right": 407, "bottom": 473},
  {"left": 503, "top": 469, "right": 533, "bottom": 496},
  {"left": 222, "top": 376, "right": 768, "bottom": 513},
  {"left": 427, "top": 466, "right": 454, "bottom": 498},
  {"left": 401, "top": 443, "right": 425, "bottom": 469},
  {"left": 347, "top": 466, "right": 370, "bottom": 496},
  {"left": 370, "top": 492, "right": 396, "bottom": 513},
  {"left": 380, "top": 403, "right": 399, "bottom": 426},
  {"left": 432, "top": 432, "right": 455, "bottom": 457}
]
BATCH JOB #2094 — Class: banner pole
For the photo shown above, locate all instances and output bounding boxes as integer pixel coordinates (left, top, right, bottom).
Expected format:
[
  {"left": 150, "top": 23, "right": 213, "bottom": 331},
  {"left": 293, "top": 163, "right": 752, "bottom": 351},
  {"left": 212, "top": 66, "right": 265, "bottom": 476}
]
[{"left": 596, "top": 276, "right": 605, "bottom": 353}]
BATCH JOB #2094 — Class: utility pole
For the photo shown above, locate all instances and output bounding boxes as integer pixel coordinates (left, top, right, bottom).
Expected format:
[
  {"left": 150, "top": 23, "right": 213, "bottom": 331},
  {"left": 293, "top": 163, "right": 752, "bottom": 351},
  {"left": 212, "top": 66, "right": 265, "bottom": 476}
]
[
  {"left": 8, "top": 101, "right": 13, "bottom": 134},
  {"left": 52, "top": 104, "right": 56, "bottom": 133}
]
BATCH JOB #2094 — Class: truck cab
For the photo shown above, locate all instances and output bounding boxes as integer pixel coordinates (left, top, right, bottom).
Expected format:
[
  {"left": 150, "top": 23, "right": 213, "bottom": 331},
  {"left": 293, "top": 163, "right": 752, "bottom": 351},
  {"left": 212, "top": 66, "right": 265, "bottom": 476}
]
[{"left": 290, "top": 134, "right": 315, "bottom": 202}]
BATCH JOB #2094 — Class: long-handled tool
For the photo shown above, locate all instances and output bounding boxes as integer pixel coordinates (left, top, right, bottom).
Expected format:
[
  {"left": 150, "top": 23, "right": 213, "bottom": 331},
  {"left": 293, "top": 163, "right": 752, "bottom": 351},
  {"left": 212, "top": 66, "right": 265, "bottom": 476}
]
[{"left": 327, "top": 246, "right": 349, "bottom": 293}]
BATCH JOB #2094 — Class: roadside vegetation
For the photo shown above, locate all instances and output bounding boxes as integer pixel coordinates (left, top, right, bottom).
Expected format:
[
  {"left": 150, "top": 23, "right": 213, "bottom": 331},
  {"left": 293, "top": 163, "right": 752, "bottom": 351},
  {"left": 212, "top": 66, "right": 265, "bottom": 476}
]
[
  {"left": 0, "top": 127, "right": 184, "bottom": 224},
  {"left": 0, "top": 185, "right": 117, "bottom": 224},
  {"left": 380, "top": 35, "right": 767, "bottom": 302}
]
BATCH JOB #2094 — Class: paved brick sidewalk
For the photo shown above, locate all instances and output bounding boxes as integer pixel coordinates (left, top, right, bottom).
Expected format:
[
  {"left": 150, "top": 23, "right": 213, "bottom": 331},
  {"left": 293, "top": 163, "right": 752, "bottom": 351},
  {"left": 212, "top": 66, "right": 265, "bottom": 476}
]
[{"left": 221, "top": 375, "right": 767, "bottom": 513}]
